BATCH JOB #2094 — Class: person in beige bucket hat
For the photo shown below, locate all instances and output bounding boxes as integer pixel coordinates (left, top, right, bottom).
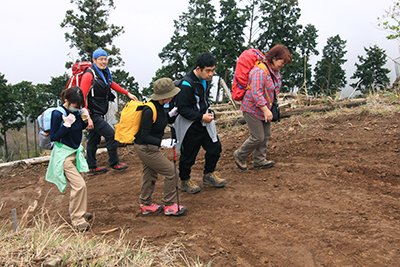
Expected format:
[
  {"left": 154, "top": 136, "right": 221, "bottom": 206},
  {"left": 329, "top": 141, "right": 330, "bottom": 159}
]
[
  {"left": 150, "top": 77, "right": 181, "bottom": 100},
  {"left": 134, "top": 77, "right": 187, "bottom": 216}
]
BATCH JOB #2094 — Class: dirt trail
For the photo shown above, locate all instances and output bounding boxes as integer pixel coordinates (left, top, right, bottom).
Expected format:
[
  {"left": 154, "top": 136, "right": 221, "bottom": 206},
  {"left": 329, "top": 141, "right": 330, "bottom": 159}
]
[{"left": 1, "top": 110, "right": 400, "bottom": 266}]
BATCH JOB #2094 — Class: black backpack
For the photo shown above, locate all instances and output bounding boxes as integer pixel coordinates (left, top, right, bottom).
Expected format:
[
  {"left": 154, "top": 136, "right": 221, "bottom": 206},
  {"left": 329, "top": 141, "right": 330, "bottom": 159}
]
[{"left": 166, "top": 77, "right": 194, "bottom": 116}]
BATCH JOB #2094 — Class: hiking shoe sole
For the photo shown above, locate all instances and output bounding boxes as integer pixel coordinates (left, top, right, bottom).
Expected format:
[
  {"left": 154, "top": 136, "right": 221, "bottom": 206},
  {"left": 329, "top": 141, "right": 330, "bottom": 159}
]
[
  {"left": 203, "top": 180, "right": 227, "bottom": 188},
  {"left": 87, "top": 169, "right": 107, "bottom": 176},
  {"left": 164, "top": 206, "right": 187, "bottom": 216},
  {"left": 181, "top": 186, "right": 201, "bottom": 194},
  {"left": 254, "top": 161, "right": 275, "bottom": 170},
  {"left": 233, "top": 151, "right": 247, "bottom": 170},
  {"left": 75, "top": 222, "right": 90, "bottom": 232},
  {"left": 111, "top": 166, "right": 128, "bottom": 172},
  {"left": 141, "top": 206, "right": 163, "bottom": 215}
]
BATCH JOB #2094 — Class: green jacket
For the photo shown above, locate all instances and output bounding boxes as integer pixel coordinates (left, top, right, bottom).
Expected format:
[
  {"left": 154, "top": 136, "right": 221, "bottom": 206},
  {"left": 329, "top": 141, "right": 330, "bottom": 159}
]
[{"left": 45, "top": 142, "right": 88, "bottom": 193}]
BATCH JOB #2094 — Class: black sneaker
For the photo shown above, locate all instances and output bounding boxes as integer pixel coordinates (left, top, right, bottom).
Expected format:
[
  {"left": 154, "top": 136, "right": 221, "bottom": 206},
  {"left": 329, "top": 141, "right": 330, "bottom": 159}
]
[
  {"left": 87, "top": 166, "right": 107, "bottom": 176},
  {"left": 111, "top": 163, "right": 128, "bottom": 172}
]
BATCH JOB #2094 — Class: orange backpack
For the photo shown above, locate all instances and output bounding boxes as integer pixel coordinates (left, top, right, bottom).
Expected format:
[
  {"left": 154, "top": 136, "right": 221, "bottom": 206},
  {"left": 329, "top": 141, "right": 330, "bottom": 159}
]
[{"left": 231, "top": 49, "right": 265, "bottom": 101}]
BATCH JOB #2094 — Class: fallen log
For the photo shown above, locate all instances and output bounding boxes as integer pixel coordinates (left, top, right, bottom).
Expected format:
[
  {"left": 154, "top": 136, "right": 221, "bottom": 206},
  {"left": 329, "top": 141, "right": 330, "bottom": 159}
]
[
  {"left": 215, "top": 98, "right": 367, "bottom": 126},
  {"left": 280, "top": 98, "right": 367, "bottom": 118},
  {"left": 0, "top": 148, "right": 108, "bottom": 170}
]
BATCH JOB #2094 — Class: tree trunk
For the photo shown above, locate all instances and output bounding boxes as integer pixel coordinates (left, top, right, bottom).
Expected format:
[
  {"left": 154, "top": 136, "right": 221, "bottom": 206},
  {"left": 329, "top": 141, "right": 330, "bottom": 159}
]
[
  {"left": 34, "top": 112, "right": 38, "bottom": 157},
  {"left": 216, "top": 77, "right": 221, "bottom": 104},
  {"left": 25, "top": 116, "right": 29, "bottom": 158},
  {"left": 247, "top": 1, "right": 256, "bottom": 48},
  {"left": 3, "top": 132, "right": 8, "bottom": 161},
  {"left": 223, "top": 69, "right": 229, "bottom": 103}
]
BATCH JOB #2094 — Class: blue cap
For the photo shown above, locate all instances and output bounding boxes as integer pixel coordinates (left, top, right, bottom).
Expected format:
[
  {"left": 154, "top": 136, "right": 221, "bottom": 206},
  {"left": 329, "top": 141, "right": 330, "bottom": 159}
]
[{"left": 93, "top": 48, "right": 108, "bottom": 59}]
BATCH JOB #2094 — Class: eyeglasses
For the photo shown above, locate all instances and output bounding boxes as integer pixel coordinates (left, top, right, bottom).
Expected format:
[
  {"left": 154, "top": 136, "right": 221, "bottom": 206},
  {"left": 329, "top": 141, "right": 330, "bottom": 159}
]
[{"left": 95, "top": 57, "right": 108, "bottom": 62}]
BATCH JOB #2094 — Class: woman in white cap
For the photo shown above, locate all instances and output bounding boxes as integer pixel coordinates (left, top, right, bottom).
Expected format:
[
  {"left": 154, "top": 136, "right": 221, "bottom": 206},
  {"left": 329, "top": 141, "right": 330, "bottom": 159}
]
[{"left": 134, "top": 77, "right": 187, "bottom": 216}]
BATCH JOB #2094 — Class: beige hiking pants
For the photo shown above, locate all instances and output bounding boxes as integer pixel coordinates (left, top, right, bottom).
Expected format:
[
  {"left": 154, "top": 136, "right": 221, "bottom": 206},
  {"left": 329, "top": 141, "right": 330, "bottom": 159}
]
[
  {"left": 236, "top": 111, "right": 272, "bottom": 166},
  {"left": 134, "top": 144, "right": 177, "bottom": 206},
  {"left": 63, "top": 153, "right": 87, "bottom": 227}
]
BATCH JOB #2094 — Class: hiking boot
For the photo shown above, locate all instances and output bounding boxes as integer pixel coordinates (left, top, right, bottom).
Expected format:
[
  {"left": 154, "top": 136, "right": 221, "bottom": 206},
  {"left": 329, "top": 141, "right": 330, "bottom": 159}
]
[
  {"left": 254, "top": 161, "right": 275, "bottom": 170},
  {"left": 87, "top": 166, "right": 107, "bottom": 176},
  {"left": 140, "top": 203, "right": 163, "bottom": 215},
  {"left": 203, "top": 172, "right": 227, "bottom": 187},
  {"left": 181, "top": 179, "right": 201, "bottom": 194},
  {"left": 75, "top": 222, "right": 90, "bottom": 232},
  {"left": 111, "top": 163, "right": 128, "bottom": 172},
  {"left": 84, "top": 212, "right": 93, "bottom": 221},
  {"left": 233, "top": 150, "right": 247, "bottom": 170},
  {"left": 164, "top": 203, "right": 187, "bottom": 216}
]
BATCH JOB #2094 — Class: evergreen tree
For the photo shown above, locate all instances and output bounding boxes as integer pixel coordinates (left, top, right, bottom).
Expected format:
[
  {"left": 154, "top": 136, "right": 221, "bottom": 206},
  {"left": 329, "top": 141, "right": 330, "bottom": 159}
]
[
  {"left": 184, "top": 0, "right": 217, "bottom": 68},
  {"left": 29, "top": 84, "right": 50, "bottom": 156},
  {"left": 142, "top": 66, "right": 177, "bottom": 101},
  {"left": 48, "top": 73, "right": 70, "bottom": 107},
  {"left": 298, "top": 24, "right": 319, "bottom": 94},
  {"left": 243, "top": 0, "right": 262, "bottom": 48},
  {"left": 256, "top": 0, "right": 302, "bottom": 51},
  {"left": 112, "top": 69, "right": 140, "bottom": 115},
  {"left": 61, "top": 0, "right": 124, "bottom": 68},
  {"left": 0, "top": 74, "right": 24, "bottom": 161},
  {"left": 255, "top": 0, "right": 318, "bottom": 92},
  {"left": 158, "top": 28, "right": 187, "bottom": 80},
  {"left": 12, "top": 81, "right": 35, "bottom": 159},
  {"left": 214, "top": 0, "right": 248, "bottom": 103},
  {"left": 351, "top": 45, "right": 390, "bottom": 94},
  {"left": 312, "top": 35, "right": 348, "bottom": 96},
  {"left": 159, "top": 0, "right": 217, "bottom": 77}
]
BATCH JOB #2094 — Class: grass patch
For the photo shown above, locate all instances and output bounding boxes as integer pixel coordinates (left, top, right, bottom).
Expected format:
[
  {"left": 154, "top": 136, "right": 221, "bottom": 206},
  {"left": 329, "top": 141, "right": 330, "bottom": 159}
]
[{"left": 0, "top": 205, "right": 212, "bottom": 266}]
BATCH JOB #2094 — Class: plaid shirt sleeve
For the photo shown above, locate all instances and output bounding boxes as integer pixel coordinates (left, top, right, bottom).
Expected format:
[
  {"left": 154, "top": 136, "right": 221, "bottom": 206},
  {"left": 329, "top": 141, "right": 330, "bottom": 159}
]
[{"left": 240, "top": 66, "right": 281, "bottom": 120}]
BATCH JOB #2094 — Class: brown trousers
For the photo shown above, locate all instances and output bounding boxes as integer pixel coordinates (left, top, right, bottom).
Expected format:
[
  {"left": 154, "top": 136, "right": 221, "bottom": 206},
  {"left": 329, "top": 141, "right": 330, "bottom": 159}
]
[
  {"left": 63, "top": 153, "right": 87, "bottom": 226},
  {"left": 236, "top": 111, "right": 272, "bottom": 166},
  {"left": 134, "top": 144, "right": 177, "bottom": 206}
]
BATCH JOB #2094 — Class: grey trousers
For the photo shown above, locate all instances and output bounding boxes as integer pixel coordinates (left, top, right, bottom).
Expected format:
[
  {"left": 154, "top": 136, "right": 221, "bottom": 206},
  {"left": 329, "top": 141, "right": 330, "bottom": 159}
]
[
  {"left": 134, "top": 144, "right": 177, "bottom": 206},
  {"left": 236, "top": 111, "right": 272, "bottom": 166}
]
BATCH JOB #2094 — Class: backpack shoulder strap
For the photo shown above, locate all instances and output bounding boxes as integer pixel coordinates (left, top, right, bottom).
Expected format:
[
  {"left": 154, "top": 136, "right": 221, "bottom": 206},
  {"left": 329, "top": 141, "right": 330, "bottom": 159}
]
[
  {"left": 144, "top": 101, "right": 157, "bottom": 123},
  {"left": 255, "top": 60, "right": 268, "bottom": 75},
  {"left": 55, "top": 106, "right": 68, "bottom": 117},
  {"left": 255, "top": 61, "right": 275, "bottom": 106},
  {"left": 181, "top": 76, "right": 193, "bottom": 87}
]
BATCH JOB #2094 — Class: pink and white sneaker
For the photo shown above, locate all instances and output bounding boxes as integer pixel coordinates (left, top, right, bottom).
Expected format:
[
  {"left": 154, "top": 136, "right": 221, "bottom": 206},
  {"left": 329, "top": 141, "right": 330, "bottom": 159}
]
[
  {"left": 163, "top": 203, "right": 187, "bottom": 216},
  {"left": 139, "top": 203, "right": 163, "bottom": 215}
]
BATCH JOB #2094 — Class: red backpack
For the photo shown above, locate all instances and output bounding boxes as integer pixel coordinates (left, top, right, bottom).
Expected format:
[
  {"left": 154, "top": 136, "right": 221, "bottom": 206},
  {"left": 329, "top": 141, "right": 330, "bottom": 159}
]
[
  {"left": 231, "top": 49, "right": 265, "bottom": 101},
  {"left": 66, "top": 61, "right": 93, "bottom": 89}
]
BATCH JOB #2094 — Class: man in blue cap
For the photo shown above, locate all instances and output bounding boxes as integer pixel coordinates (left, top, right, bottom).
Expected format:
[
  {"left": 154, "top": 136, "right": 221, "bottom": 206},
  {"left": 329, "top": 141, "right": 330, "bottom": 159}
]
[{"left": 80, "top": 48, "right": 138, "bottom": 175}]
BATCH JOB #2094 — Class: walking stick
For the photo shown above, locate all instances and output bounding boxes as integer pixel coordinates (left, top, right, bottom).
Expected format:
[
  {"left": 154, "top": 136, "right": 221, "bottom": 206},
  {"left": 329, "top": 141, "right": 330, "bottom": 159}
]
[{"left": 169, "top": 125, "right": 180, "bottom": 213}]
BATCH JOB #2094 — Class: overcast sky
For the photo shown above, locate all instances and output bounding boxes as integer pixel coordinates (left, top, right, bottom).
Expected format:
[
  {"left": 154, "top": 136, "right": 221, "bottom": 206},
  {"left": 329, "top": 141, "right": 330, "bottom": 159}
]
[{"left": 1, "top": 0, "right": 399, "bottom": 96}]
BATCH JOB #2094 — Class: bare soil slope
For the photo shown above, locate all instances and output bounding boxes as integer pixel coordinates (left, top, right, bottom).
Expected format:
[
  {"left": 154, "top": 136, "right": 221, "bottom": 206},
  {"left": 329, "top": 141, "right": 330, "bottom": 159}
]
[{"left": 1, "top": 104, "right": 400, "bottom": 266}]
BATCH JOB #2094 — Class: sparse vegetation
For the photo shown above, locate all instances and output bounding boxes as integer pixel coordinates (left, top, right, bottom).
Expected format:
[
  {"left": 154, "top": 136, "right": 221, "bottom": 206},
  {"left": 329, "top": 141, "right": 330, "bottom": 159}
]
[{"left": 0, "top": 205, "right": 212, "bottom": 266}]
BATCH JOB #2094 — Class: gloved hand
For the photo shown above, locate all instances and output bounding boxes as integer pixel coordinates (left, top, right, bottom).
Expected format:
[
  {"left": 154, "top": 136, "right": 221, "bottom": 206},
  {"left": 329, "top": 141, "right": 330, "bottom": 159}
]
[
  {"left": 168, "top": 107, "right": 178, "bottom": 117},
  {"left": 80, "top": 108, "right": 89, "bottom": 121},
  {"left": 63, "top": 113, "right": 76, "bottom": 128},
  {"left": 160, "top": 138, "right": 177, "bottom": 148}
]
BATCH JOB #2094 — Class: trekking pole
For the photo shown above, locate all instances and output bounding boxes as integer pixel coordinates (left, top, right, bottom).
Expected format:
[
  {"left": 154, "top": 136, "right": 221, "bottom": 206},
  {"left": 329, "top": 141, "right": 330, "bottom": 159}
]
[
  {"left": 169, "top": 125, "right": 180, "bottom": 213},
  {"left": 173, "top": 145, "right": 180, "bottom": 213}
]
